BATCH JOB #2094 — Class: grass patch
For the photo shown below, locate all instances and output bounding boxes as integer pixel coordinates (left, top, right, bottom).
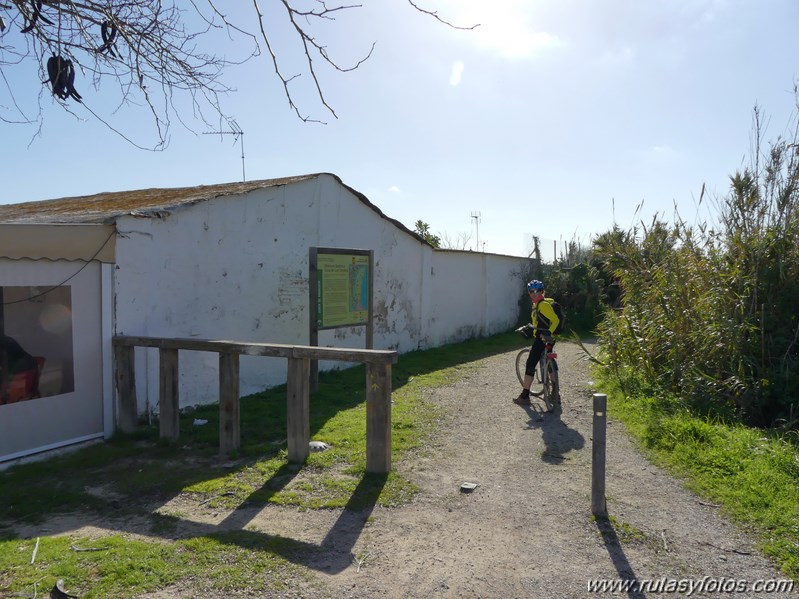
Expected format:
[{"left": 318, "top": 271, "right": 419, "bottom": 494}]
[
  {"left": 0, "top": 534, "right": 310, "bottom": 598},
  {"left": 596, "top": 371, "right": 799, "bottom": 581},
  {"left": 0, "top": 331, "right": 520, "bottom": 597},
  {"left": 594, "top": 514, "right": 652, "bottom": 546}
]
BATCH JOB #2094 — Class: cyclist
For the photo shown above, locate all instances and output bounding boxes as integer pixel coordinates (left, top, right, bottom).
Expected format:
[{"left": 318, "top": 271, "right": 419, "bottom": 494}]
[{"left": 514, "top": 279, "right": 560, "bottom": 405}]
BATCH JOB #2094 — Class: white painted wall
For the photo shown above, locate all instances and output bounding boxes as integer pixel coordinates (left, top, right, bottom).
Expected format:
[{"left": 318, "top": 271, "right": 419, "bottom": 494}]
[
  {"left": 112, "top": 174, "right": 530, "bottom": 412},
  {"left": 424, "top": 251, "right": 529, "bottom": 348}
]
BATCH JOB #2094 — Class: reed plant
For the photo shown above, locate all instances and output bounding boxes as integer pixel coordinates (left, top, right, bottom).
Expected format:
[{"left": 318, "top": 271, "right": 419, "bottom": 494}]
[{"left": 594, "top": 106, "right": 799, "bottom": 429}]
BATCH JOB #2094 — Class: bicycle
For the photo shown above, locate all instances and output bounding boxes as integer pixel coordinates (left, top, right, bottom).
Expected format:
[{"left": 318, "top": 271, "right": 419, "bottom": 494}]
[{"left": 514, "top": 325, "right": 561, "bottom": 412}]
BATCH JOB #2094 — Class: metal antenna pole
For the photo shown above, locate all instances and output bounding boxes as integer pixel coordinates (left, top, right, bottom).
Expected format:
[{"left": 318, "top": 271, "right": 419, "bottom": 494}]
[
  {"left": 203, "top": 120, "right": 246, "bottom": 182},
  {"left": 471, "top": 211, "right": 481, "bottom": 251},
  {"left": 239, "top": 131, "right": 246, "bottom": 182}
]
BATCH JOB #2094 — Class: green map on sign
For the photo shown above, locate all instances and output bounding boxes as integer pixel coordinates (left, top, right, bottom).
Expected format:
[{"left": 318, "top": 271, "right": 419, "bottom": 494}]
[{"left": 349, "top": 264, "right": 368, "bottom": 311}]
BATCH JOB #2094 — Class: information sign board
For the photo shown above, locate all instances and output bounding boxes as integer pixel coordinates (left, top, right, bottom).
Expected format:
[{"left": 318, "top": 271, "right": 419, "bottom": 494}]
[{"left": 315, "top": 251, "right": 370, "bottom": 329}]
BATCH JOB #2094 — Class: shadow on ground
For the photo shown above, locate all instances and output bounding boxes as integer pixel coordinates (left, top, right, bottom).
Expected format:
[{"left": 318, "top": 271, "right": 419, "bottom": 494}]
[
  {"left": 594, "top": 515, "right": 646, "bottom": 599},
  {"left": 520, "top": 402, "right": 586, "bottom": 464}
]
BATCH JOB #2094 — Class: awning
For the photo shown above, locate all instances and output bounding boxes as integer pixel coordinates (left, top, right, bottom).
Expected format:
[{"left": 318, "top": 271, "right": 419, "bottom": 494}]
[{"left": 0, "top": 224, "right": 115, "bottom": 263}]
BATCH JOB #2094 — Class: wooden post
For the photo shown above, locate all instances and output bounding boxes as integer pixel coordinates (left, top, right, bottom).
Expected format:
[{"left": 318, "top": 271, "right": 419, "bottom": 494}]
[
  {"left": 366, "top": 362, "right": 392, "bottom": 473},
  {"left": 287, "top": 356, "right": 310, "bottom": 464},
  {"left": 159, "top": 348, "right": 179, "bottom": 441},
  {"left": 591, "top": 393, "right": 608, "bottom": 516},
  {"left": 219, "top": 352, "right": 240, "bottom": 455},
  {"left": 113, "top": 344, "right": 137, "bottom": 433}
]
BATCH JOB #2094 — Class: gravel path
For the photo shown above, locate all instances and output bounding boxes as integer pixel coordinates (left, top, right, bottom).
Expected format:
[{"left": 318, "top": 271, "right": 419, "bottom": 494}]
[{"left": 300, "top": 340, "right": 796, "bottom": 598}]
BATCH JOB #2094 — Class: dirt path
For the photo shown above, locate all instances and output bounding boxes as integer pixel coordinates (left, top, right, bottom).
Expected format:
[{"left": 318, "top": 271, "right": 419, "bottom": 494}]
[
  {"left": 40, "top": 340, "right": 791, "bottom": 598},
  {"left": 266, "top": 340, "right": 794, "bottom": 598}
]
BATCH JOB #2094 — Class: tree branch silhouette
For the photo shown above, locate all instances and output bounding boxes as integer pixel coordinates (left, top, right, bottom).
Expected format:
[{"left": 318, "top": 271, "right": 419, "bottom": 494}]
[{"left": 0, "top": 0, "right": 477, "bottom": 147}]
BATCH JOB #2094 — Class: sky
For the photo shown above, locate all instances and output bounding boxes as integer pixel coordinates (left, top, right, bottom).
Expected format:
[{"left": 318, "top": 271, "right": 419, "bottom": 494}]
[{"left": 1, "top": 0, "right": 799, "bottom": 260}]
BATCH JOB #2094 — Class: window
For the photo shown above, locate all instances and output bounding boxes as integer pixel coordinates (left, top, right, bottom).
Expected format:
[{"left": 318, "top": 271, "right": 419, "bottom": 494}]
[{"left": 0, "top": 286, "right": 75, "bottom": 404}]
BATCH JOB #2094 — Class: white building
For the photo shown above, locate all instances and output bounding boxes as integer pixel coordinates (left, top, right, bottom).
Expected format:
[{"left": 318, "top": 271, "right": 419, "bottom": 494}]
[{"left": 0, "top": 173, "right": 530, "bottom": 462}]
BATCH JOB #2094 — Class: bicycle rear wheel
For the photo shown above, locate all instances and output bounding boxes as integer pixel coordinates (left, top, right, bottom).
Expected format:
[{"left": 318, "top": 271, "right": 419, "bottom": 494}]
[
  {"left": 545, "top": 360, "right": 560, "bottom": 410},
  {"left": 515, "top": 349, "right": 529, "bottom": 386}
]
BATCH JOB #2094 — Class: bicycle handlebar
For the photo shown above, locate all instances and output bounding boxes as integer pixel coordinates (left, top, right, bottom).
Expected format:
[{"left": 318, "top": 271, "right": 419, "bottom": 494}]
[
  {"left": 515, "top": 325, "right": 534, "bottom": 339},
  {"left": 516, "top": 325, "right": 555, "bottom": 344}
]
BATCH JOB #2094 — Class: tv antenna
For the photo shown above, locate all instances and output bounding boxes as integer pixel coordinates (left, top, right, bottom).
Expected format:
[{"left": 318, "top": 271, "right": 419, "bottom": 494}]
[
  {"left": 203, "top": 119, "right": 246, "bottom": 182},
  {"left": 471, "top": 211, "right": 481, "bottom": 251}
]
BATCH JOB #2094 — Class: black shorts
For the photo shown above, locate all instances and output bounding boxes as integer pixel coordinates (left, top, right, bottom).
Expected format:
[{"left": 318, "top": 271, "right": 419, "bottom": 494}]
[{"left": 525, "top": 337, "right": 555, "bottom": 377}]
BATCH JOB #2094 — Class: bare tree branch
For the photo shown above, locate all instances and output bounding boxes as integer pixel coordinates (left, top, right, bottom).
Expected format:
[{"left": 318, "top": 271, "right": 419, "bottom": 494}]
[
  {"left": 440, "top": 230, "right": 473, "bottom": 250},
  {"left": 405, "top": 0, "right": 479, "bottom": 30},
  {"left": 0, "top": 0, "right": 476, "bottom": 146}
]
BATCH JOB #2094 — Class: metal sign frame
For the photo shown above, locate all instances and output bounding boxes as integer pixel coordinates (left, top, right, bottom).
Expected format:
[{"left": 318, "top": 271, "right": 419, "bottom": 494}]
[{"left": 308, "top": 247, "right": 374, "bottom": 390}]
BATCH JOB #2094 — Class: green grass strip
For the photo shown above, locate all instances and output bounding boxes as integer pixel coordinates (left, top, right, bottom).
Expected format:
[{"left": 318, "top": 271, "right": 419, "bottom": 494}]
[{"left": 596, "top": 371, "right": 799, "bottom": 581}]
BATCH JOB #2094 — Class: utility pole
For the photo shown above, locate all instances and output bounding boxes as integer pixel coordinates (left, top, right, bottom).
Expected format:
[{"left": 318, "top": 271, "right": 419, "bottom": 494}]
[
  {"left": 471, "top": 211, "right": 481, "bottom": 251},
  {"left": 203, "top": 119, "right": 246, "bottom": 182}
]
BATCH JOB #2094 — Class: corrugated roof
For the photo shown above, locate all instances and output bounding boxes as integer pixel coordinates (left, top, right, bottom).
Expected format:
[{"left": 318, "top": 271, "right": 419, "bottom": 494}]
[{"left": 0, "top": 172, "right": 429, "bottom": 245}]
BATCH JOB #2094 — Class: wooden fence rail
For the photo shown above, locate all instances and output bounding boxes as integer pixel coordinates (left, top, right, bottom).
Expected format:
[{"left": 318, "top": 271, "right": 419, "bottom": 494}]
[{"left": 112, "top": 336, "right": 398, "bottom": 473}]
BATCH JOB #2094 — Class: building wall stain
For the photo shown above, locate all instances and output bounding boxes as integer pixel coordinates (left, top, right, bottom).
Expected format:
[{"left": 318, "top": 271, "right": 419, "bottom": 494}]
[{"left": 277, "top": 267, "right": 306, "bottom": 308}]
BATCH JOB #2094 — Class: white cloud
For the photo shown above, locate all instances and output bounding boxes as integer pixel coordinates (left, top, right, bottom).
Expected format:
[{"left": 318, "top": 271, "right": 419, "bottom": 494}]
[
  {"left": 695, "top": 0, "right": 728, "bottom": 24},
  {"left": 599, "top": 46, "right": 635, "bottom": 67},
  {"left": 639, "top": 144, "right": 681, "bottom": 168},
  {"left": 442, "top": 0, "right": 564, "bottom": 60},
  {"left": 650, "top": 145, "right": 678, "bottom": 157},
  {"left": 450, "top": 61, "right": 465, "bottom": 86},
  {"left": 388, "top": 186, "right": 401, "bottom": 193},
  {"left": 477, "top": 23, "right": 563, "bottom": 60}
]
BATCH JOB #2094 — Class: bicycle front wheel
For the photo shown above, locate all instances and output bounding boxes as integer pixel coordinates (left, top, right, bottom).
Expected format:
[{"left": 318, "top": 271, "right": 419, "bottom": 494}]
[{"left": 515, "top": 348, "right": 529, "bottom": 386}]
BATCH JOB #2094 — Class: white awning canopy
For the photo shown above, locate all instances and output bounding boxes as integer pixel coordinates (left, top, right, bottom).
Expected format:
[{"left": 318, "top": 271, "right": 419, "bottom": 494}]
[{"left": 0, "top": 224, "right": 115, "bottom": 263}]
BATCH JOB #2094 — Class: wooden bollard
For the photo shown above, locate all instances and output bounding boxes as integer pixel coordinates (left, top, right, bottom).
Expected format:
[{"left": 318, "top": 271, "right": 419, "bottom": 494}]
[
  {"left": 219, "top": 352, "right": 240, "bottom": 455},
  {"left": 591, "top": 393, "right": 608, "bottom": 516},
  {"left": 159, "top": 348, "right": 179, "bottom": 441},
  {"left": 287, "top": 356, "right": 310, "bottom": 464},
  {"left": 366, "top": 362, "right": 392, "bottom": 473},
  {"left": 114, "top": 344, "right": 137, "bottom": 433}
]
